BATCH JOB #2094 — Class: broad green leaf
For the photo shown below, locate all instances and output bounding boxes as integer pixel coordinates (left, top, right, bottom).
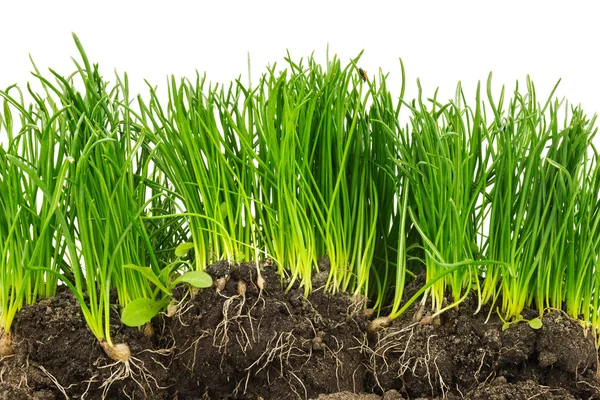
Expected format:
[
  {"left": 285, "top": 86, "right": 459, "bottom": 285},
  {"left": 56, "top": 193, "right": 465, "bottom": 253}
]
[
  {"left": 172, "top": 270, "right": 213, "bottom": 288},
  {"left": 121, "top": 297, "right": 170, "bottom": 327},
  {"left": 175, "top": 242, "right": 195, "bottom": 257},
  {"left": 528, "top": 317, "right": 543, "bottom": 330},
  {"left": 124, "top": 264, "right": 171, "bottom": 295}
]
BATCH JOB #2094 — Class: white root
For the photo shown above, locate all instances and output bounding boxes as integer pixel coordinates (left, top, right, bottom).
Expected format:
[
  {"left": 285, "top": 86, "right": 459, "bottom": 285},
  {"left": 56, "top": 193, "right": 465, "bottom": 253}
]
[
  {"left": 163, "top": 293, "right": 194, "bottom": 325},
  {"left": 363, "top": 322, "right": 449, "bottom": 396},
  {"left": 96, "top": 342, "right": 170, "bottom": 398},
  {"left": 38, "top": 365, "right": 70, "bottom": 400},
  {"left": 98, "top": 354, "right": 165, "bottom": 399}
]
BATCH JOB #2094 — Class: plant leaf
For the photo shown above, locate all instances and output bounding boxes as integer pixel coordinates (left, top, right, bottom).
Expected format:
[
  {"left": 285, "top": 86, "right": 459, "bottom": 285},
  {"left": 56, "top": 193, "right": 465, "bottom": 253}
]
[
  {"left": 502, "top": 322, "right": 510, "bottom": 331},
  {"left": 124, "top": 264, "right": 171, "bottom": 295},
  {"left": 528, "top": 317, "right": 543, "bottom": 330},
  {"left": 172, "top": 270, "right": 213, "bottom": 288},
  {"left": 121, "top": 297, "right": 170, "bottom": 327},
  {"left": 175, "top": 242, "right": 195, "bottom": 257}
]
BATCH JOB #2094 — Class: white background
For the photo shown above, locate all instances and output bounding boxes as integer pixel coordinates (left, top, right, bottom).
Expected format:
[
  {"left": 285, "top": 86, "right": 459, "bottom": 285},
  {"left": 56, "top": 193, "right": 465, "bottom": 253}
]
[{"left": 1, "top": 1, "right": 599, "bottom": 121}]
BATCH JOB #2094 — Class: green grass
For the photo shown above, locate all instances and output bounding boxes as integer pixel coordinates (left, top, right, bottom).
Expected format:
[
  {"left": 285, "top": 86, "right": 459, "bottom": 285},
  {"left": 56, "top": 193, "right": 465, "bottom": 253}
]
[
  {"left": 1, "top": 34, "right": 187, "bottom": 360},
  {"left": 0, "top": 82, "right": 72, "bottom": 355},
  {"left": 1, "top": 34, "right": 600, "bottom": 361}
]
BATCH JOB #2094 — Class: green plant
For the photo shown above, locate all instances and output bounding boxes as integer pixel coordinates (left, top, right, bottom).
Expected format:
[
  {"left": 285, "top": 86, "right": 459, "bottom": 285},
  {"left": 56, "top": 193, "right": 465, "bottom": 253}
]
[
  {"left": 3, "top": 34, "right": 185, "bottom": 362},
  {"left": 120, "top": 243, "right": 212, "bottom": 327},
  {"left": 0, "top": 83, "right": 72, "bottom": 356},
  {"left": 3, "top": 35, "right": 600, "bottom": 360}
]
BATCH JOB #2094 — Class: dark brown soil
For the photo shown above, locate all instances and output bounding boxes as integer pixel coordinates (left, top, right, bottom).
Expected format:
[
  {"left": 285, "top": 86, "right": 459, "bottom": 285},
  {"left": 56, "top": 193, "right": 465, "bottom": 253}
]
[
  {"left": 165, "top": 260, "right": 371, "bottom": 399},
  {"left": 1, "top": 262, "right": 599, "bottom": 399},
  {"left": 364, "top": 292, "right": 599, "bottom": 399},
  {"left": 1, "top": 288, "right": 171, "bottom": 399}
]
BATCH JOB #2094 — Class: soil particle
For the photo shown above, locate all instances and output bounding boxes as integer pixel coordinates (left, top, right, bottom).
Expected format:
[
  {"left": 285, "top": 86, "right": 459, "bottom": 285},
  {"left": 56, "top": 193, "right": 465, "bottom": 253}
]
[
  {"left": 311, "top": 392, "right": 380, "bottom": 400},
  {"left": 497, "top": 322, "right": 536, "bottom": 368}
]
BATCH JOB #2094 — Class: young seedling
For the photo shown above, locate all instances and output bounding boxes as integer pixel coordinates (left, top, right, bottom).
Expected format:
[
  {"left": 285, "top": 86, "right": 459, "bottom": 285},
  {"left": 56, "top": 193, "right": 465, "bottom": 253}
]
[
  {"left": 497, "top": 312, "right": 543, "bottom": 331},
  {"left": 120, "top": 243, "right": 213, "bottom": 327}
]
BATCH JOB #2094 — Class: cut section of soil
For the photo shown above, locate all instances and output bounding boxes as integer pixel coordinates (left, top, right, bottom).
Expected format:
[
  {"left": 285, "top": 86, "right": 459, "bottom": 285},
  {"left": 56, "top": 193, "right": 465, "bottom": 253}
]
[
  {"left": 365, "top": 292, "right": 599, "bottom": 399},
  {"left": 165, "top": 261, "right": 369, "bottom": 399},
  {"left": 2, "top": 289, "right": 171, "bottom": 399},
  {"left": 0, "top": 262, "right": 599, "bottom": 399}
]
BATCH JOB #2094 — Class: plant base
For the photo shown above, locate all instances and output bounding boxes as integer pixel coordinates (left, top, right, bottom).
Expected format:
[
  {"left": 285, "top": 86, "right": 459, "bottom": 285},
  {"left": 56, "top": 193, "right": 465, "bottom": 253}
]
[{"left": 0, "top": 328, "right": 14, "bottom": 357}]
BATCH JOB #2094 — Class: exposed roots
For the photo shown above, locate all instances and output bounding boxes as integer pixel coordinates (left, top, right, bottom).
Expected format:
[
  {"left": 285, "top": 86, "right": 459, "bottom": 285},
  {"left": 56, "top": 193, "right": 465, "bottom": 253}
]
[
  {"left": 97, "top": 354, "right": 168, "bottom": 399},
  {"left": 139, "top": 345, "right": 176, "bottom": 372},
  {"left": 165, "top": 292, "right": 195, "bottom": 327},
  {"left": 246, "top": 331, "right": 304, "bottom": 377},
  {"left": 237, "top": 330, "right": 310, "bottom": 397},
  {"left": 0, "top": 360, "right": 32, "bottom": 394},
  {"left": 94, "top": 339, "right": 170, "bottom": 398},
  {"left": 235, "top": 322, "right": 348, "bottom": 398},
  {"left": 180, "top": 329, "right": 211, "bottom": 372},
  {"left": 80, "top": 374, "right": 99, "bottom": 400},
  {"left": 213, "top": 280, "right": 264, "bottom": 362},
  {"left": 347, "top": 294, "right": 368, "bottom": 317},
  {"left": 325, "top": 335, "right": 345, "bottom": 392},
  {"left": 213, "top": 290, "right": 243, "bottom": 354},
  {"left": 355, "top": 322, "right": 447, "bottom": 396},
  {"left": 38, "top": 365, "right": 72, "bottom": 400}
]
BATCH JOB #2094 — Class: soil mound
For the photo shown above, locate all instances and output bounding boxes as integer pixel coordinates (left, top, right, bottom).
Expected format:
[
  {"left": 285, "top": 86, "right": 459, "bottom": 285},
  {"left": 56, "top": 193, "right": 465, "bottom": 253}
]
[{"left": 0, "top": 263, "right": 598, "bottom": 399}]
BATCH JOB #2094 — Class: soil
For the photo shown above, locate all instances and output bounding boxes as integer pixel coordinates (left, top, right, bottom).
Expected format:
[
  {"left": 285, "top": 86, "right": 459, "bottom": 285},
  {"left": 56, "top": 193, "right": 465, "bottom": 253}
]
[{"left": 1, "top": 260, "right": 599, "bottom": 399}]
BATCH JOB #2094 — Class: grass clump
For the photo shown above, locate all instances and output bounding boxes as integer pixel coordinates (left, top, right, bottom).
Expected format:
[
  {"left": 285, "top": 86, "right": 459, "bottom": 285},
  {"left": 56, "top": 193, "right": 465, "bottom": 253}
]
[{"left": 1, "top": 33, "right": 600, "bottom": 365}]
